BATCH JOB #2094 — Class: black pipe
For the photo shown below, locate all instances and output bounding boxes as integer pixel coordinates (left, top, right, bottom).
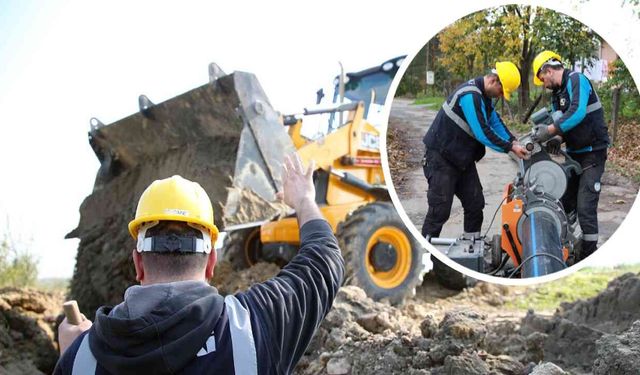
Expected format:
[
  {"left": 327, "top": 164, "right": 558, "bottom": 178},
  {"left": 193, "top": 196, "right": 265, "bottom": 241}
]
[
  {"left": 520, "top": 210, "right": 565, "bottom": 277},
  {"left": 503, "top": 224, "right": 522, "bottom": 264}
]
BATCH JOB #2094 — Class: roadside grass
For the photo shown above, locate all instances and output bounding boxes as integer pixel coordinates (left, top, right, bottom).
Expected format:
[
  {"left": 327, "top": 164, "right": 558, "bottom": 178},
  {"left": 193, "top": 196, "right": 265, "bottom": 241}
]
[
  {"left": 413, "top": 95, "right": 445, "bottom": 109},
  {"left": 504, "top": 119, "right": 531, "bottom": 135},
  {"left": 506, "top": 264, "right": 640, "bottom": 312}
]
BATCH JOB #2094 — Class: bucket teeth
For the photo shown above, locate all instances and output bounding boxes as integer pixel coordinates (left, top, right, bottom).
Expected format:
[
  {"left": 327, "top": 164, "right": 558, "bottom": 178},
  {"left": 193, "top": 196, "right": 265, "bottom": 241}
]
[
  {"left": 209, "top": 62, "right": 226, "bottom": 83},
  {"left": 138, "top": 95, "right": 155, "bottom": 117}
]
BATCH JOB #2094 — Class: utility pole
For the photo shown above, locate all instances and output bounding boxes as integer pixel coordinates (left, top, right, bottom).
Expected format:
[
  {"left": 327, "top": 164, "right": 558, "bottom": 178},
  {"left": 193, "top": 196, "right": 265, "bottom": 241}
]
[{"left": 425, "top": 42, "right": 429, "bottom": 96}]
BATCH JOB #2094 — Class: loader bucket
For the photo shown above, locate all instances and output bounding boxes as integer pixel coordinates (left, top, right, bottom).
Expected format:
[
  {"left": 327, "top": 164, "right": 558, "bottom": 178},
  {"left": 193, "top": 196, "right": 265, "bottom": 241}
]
[{"left": 68, "top": 70, "right": 294, "bottom": 316}]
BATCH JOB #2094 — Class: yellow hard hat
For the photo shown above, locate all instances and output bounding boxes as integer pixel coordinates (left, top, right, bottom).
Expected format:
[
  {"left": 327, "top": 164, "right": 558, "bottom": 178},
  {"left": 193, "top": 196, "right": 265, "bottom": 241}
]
[
  {"left": 128, "top": 175, "right": 219, "bottom": 244},
  {"left": 533, "top": 50, "right": 562, "bottom": 86},
  {"left": 495, "top": 61, "right": 521, "bottom": 101}
]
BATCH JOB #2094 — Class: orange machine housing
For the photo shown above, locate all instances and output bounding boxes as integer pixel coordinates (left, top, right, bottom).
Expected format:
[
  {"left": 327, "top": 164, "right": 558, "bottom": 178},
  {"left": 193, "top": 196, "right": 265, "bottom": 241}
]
[{"left": 500, "top": 183, "right": 569, "bottom": 267}]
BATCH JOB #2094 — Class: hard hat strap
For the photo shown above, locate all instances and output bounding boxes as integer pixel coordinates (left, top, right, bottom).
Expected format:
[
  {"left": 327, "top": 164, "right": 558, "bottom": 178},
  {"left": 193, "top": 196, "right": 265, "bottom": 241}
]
[
  {"left": 136, "top": 221, "right": 212, "bottom": 253},
  {"left": 538, "top": 59, "right": 562, "bottom": 76}
]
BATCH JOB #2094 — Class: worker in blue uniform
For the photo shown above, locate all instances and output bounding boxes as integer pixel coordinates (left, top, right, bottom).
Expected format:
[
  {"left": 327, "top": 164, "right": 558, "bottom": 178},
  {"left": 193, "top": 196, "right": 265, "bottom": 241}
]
[
  {"left": 532, "top": 50, "right": 610, "bottom": 261},
  {"left": 422, "top": 61, "right": 529, "bottom": 240}
]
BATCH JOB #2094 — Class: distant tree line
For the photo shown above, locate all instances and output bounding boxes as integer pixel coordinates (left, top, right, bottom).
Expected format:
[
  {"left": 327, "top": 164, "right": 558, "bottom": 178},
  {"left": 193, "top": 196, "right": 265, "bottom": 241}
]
[
  {"left": 397, "top": 4, "right": 639, "bottom": 125},
  {"left": 0, "top": 229, "right": 38, "bottom": 288}
]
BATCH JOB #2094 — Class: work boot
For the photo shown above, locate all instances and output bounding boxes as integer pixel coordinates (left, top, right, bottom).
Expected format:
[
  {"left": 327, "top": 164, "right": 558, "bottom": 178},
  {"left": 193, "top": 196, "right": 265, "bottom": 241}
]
[{"left": 578, "top": 241, "right": 597, "bottom": 262}]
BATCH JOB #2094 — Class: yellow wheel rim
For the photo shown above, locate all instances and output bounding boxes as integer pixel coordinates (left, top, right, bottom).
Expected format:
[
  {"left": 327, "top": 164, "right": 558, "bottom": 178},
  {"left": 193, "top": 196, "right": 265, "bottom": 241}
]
[{"left": 365, "top": 226, "right": 412, "bottom": 289}]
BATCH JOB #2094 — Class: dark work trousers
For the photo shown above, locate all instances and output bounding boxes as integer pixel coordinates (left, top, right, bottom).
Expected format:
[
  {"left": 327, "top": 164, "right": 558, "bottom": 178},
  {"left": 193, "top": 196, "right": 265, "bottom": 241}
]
[
  {"left": 561, "top": 149, "right": 607, "bottom": 261},
  {"left": 421, "top": 148, "right": 485, "bottom": 238}
]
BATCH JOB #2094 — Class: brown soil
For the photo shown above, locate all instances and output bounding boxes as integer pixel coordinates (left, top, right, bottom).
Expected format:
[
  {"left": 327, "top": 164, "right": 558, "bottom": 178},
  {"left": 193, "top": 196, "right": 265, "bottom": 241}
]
[
  {"left": 211, "top": 261, "right": 281, "bottom": 295},
  {"left": 295, "top": 272, "right": 640, "bottom": 374},
  {"left": 3, "top": 271, "right": 639, "bottom": 374},
  {"left": 0, "top": 288, "right": 65, "bottom": 374},
  {"left": 222, "top": 187, "right": 291, "bottom": 227}
]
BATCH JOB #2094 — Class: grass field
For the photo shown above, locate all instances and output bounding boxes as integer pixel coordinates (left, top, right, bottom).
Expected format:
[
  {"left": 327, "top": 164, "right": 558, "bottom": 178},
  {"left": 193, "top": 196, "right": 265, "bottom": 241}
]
[
  {"left": 413, "top": 95, "right": 445, "bottom": 108},
  {"left": 506, "top": 264, "right": 640, "bottom": 311}
]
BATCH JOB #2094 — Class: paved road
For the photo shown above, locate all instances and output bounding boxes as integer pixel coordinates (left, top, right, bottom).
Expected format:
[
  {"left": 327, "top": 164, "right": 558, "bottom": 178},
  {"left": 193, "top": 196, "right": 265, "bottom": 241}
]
[{"left": 388, "top": 97, "right": 637, "bottom": 247}]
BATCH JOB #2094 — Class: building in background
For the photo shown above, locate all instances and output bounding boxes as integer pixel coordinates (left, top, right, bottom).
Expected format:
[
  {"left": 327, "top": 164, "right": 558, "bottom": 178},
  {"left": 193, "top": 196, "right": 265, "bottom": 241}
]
[{"left": 575, "top": 40, "right": 618, "bottom": 82}]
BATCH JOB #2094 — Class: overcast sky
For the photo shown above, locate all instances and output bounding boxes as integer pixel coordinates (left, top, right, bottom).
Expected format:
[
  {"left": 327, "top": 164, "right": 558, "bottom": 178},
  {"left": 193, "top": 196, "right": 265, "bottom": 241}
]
[{"left": 0, "top": 0, "right": 638, "bottom": 279}]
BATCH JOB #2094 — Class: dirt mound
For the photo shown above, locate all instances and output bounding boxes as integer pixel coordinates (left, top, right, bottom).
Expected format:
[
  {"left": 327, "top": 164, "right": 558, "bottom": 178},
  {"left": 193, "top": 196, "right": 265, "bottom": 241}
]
[
  {"left": 211, "top": 261, "right": 281, "bottom": 295},
  {"left": 0, "top": 288, "right": 64, "bottom": 374},
  {"left": 3, "top": 271, "right": 636, "bottom": 374},
  {"left": 593, "top": 320, "right": 640, "bottom": 374},
  {"left": 296, "top": 272, "right": 640, "bottom": 374},
  {"left": 558, "top": 272, "right": 640, "bottom": 333},
  {"left": 518, "top": 272, "right": 640, "bottom": 373},
  {"left": 295, "top": 286, "right": 532, "bottom": 375}
]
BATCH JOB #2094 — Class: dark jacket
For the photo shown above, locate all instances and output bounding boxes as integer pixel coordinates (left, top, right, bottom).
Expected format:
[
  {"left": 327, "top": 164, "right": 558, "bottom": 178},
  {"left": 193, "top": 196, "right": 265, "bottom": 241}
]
[
  {"left": 424, "top": 77, "right": 515, "bottom": 171},
  {"left": 551, "top": 70, "right": 610, "bottom": 153},
  {"left": 54, "top": 219, "right": 344, "bottom": 375}
]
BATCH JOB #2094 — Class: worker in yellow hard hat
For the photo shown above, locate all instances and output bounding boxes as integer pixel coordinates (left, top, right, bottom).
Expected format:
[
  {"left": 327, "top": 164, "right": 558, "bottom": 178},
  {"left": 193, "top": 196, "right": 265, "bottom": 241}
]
[
  {"left": 532, "top": 50, "right": 610, "bottom": 261},
  {"left": 421, "top": 61, "right": 529, "bottom": 247},
  {"left": 55, "top": 153, "right": 345, "bottom": 374}
]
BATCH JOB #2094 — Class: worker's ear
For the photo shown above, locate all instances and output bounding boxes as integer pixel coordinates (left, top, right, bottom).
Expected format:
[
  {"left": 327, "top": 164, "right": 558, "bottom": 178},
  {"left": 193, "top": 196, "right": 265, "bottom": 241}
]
[
  {"left": 205, "top": 249, "right": 217, "bottom": 280},
  {"left": 132, "top": 249, "right": 144, "bottom": 282}
]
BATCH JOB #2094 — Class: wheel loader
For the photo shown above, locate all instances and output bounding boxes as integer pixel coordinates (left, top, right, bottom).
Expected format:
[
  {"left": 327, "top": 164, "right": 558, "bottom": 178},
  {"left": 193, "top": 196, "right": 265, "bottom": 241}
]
[
  {"left": 222, "top": 56, "right": 432, "bottom": 303},
  {"left": 68, "top": 57, "right": 432, "bottom": 318}
]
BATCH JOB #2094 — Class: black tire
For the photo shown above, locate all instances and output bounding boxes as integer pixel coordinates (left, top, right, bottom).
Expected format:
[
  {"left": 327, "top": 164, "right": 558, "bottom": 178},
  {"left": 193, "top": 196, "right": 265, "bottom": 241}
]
[
  {"left": 431, "top": 255, "right": 477, "bottom": 291},
  {"left": 336, "top": 202, "right": 427, "bottom": 304},
  {"left": 221, "top": 228, "right": 262, "bottom": 270}
]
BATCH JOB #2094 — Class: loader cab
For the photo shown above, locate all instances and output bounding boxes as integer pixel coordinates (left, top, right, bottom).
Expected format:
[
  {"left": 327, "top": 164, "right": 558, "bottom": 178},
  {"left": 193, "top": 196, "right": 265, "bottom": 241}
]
[
  {"left": 296, "top": 56, "right": 406, "bottom": 141},
  {"left": 329, "top": 55, "right": 405, "bottom": 129}
]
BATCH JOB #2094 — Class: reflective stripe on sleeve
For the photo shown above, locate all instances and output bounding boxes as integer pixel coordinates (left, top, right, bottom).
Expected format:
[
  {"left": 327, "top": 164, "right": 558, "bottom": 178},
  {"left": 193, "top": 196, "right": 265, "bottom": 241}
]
[
  {"left": 72, "top": 334, "right": 97, "bottom": 375},
  {"left": 225, "top": 295, "right": 258, "bottom": 375}
]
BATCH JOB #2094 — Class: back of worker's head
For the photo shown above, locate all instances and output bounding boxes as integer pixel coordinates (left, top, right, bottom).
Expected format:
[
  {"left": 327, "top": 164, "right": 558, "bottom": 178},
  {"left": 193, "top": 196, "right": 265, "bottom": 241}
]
[
  {"left": 138, "top": 220, "right": 210, "bottom": 281},
  {"left": 128, "top": 175, "right": 219, "bottom": 284}
]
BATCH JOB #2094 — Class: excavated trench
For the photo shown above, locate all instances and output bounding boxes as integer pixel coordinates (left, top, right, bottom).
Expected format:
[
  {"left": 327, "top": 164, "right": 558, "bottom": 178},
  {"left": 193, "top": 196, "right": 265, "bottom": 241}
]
[{"left": 2, "top": 271, "right": 639, "bottom": 374}]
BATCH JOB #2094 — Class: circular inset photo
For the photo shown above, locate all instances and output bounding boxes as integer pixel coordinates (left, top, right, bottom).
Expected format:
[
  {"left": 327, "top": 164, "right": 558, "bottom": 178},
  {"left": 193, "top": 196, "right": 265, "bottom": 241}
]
[{"left": 386, "top": 5, "right": 640, "bottom": 281}]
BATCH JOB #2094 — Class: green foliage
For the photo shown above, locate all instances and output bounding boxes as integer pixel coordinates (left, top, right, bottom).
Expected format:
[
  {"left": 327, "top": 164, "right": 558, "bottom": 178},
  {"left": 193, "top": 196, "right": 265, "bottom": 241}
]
[
  {"left": 599, "top": 59, "right": 640, "bottom": 121},
  {"left": 396, "top": 72, "right": 423, "bottom": 98},
  {"left": 439, "top": 6, "right": 588, "bottom": 76},
  {"left": 413, "top": 95, "right": 445, "bottom": 108},
  {"left": 504, "top": 118, "right": 531, "bottom": 134},
  {"left": 607, "top": 58, "right": 636, "bottom": 89},
  {"left": 401, "top": 5, "right": 600, "bottom": 113},
  {"left": 0, "top": 231, "right": 38, "bottom": 288},
  {"left": 506, "top": 265, "right": 640, "bottom": 311}
]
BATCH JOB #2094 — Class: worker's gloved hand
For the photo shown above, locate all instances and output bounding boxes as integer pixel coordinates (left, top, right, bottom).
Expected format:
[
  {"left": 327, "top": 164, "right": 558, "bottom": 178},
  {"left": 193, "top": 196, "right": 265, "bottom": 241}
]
[
  {"left": 277, "top": 152, "right": 322, "bottom": 226},
  {"left": 510, "top": 143, "right": 529, "bottom": 159},
  {"left": 532, "top": 124, "right": 553, "bottom": 142},
  {"left": 59, "top": 315, "right": 92, "bottom": 355},
  {"left": 545, "top": 136, "right": 563, "bottom": 155}
]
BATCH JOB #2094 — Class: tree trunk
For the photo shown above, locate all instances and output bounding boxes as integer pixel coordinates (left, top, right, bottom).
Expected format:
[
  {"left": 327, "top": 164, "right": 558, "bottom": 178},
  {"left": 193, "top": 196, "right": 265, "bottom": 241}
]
[
  {"left": 520, "top": 58, "right": 531, "bottom": 114},
  {"left": 519, "top": 6, "right": 532, "bottom": 114},
  {"left": 611, "top": 87, "right": 622, "bottom": 145}
]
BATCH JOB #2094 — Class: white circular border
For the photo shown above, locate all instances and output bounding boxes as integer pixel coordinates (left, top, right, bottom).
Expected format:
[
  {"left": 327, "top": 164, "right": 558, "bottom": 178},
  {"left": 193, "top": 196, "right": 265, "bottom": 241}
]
[{"left": 380, "top": 0, "right": 640, "bottom": 286}]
